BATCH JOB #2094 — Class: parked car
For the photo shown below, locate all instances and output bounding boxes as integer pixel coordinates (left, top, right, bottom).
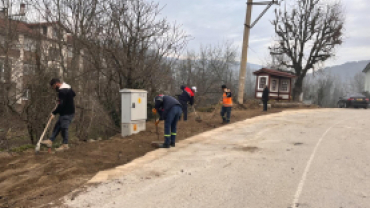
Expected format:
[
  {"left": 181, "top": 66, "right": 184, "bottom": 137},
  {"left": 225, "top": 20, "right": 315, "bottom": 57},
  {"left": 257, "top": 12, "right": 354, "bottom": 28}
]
[{"left": 337, "top": 94, "right": 369, "bottom": 109}]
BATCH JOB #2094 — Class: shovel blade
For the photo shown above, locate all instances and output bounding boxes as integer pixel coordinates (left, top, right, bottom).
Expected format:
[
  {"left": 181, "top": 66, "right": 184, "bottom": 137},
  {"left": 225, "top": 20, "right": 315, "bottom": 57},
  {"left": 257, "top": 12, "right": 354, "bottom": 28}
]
[
  {"left": 35, "top": 144, "right": 40, "bottom": 153},
  {"left": 151, "top": 141, "right": 163, "bottom": 148}
]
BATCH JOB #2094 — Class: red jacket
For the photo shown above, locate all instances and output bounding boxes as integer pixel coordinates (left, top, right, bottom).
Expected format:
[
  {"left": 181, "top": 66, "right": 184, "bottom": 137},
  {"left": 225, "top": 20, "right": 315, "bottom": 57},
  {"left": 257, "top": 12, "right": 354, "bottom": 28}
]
[{"left": 178, "top": 85, "right": 194, "bottom": 105}]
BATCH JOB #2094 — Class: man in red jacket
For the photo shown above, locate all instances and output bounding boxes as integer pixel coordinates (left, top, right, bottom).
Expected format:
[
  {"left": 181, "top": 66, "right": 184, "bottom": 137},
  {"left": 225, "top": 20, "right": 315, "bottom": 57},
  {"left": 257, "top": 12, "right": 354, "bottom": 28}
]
[{"left": 178, "top": 85, "right": 195, "bottom": 121}]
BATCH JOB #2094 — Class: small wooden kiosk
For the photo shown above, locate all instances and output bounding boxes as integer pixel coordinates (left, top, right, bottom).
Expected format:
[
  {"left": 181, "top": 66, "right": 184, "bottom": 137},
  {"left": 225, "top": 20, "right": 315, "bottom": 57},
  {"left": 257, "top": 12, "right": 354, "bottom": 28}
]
[{"left": 253, "top": 68, "right": 296, "bottom": 100}]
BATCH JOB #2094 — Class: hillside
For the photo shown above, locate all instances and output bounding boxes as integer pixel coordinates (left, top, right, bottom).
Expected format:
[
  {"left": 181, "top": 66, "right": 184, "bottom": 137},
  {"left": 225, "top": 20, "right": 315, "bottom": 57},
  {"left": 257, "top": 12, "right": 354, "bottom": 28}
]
[{"left": 322, "top": 60, "right": 370, "bottom": 80}]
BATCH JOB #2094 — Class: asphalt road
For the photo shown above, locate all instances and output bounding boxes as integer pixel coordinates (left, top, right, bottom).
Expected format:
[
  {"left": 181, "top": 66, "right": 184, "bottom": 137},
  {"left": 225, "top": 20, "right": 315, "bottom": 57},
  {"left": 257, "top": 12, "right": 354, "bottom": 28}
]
[{"left": 64, "top": 109, "right": 370, "bottom": 208}]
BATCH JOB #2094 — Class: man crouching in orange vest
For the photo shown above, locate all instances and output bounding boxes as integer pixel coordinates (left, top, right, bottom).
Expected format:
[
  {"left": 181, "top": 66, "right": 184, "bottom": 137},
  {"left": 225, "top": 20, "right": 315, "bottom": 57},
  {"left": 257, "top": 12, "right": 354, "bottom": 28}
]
[{"left": 221, "top": 84, "right": 232, "bottom": 124}]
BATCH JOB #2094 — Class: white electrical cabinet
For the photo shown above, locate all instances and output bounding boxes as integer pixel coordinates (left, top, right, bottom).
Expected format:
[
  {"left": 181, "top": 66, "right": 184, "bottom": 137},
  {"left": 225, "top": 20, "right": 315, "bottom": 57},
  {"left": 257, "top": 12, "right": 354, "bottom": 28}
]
[{"left": 120, "top": 89, "right": 147, "bottom": 137}]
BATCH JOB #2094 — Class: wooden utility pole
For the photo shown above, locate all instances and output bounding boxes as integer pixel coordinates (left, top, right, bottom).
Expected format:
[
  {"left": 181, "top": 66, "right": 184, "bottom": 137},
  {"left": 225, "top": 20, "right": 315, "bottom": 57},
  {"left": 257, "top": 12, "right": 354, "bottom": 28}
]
[
  {"left": 237, "top": 0, "right": 279, "bottom": 104},
  {"left": 237, "top": 0, "right": 253, "bottom": 104}
]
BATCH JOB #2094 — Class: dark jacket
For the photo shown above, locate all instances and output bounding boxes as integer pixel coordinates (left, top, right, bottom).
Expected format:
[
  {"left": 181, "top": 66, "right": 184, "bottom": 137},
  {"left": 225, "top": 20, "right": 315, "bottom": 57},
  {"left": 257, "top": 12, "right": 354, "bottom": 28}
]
[
  {"left": 52, "top": 83, "right": 76, "bottom": 116},
  {"left": 178, "top": 85, "right": 194, "bottom": 106},
  {"left": 262, "top": 87, "right": 270, "bottom": 101},
  {"left": 155, "top": 95, "right": 181, "bottom": 120}
]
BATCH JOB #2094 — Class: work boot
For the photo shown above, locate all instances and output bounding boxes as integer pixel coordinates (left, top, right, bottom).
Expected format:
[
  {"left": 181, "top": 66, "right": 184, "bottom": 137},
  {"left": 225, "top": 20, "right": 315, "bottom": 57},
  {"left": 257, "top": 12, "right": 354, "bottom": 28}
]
[
  {"left": 40, "top": 140, "right": 53, "bottom": 148},
  {"left": 55, "top": 144, "right": 69, "bottom": 152},
  {"left": 221, "top": 120, "right": 227, "bottom": 124},
  {"left": 157, "top": 143, "right": 170, "bottom": 148},
  {"left": 170, "top": 143, "right": 175, "bottom": 147}
]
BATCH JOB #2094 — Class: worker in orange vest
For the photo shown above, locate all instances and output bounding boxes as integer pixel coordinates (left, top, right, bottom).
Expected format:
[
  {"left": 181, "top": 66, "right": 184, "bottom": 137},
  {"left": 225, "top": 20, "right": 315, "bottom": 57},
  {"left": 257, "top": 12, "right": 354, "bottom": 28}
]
[{"left": 220, "top": 85, "right": 232, "bottom": 124}]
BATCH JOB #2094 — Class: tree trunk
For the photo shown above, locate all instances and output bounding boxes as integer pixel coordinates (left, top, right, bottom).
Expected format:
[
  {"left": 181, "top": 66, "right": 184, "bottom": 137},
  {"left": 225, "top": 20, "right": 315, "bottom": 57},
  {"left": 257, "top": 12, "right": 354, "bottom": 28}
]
[
  {"left": 27, "top": 124, "right": 35, "bottom": 145},
  {"left": 292, "top": 77, "right": 303, "bottom": 102}
]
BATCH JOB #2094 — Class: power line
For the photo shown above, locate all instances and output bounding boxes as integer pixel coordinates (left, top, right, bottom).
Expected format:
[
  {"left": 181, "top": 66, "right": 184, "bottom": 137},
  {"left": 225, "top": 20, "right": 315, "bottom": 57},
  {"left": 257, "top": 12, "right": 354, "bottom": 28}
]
[
  {"left": 237, "top": 0, "right": 280, "bottom": 104},
  {"left": 247, "top": 45, "right": 265, "bottom": 65}
]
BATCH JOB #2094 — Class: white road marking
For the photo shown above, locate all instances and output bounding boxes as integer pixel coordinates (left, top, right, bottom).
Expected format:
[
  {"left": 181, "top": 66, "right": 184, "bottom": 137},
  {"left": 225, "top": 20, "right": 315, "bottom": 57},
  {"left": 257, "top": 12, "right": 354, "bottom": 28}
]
[{"left": 291, "top": 118, "right": 350, "bottom": 208}]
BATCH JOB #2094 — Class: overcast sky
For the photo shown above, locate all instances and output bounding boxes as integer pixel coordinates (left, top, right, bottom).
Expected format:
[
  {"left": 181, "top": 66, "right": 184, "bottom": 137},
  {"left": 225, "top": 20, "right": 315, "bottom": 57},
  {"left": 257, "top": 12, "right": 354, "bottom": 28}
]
[{"left": 156, "top": 0, "right": 370, "bottom": 67}]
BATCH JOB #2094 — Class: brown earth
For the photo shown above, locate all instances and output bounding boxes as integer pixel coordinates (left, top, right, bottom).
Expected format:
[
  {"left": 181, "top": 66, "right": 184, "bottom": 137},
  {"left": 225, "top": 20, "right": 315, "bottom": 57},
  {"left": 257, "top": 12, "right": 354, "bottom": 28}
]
[{"left": 0, "top": 105, "right": 317, "bottom": 208}]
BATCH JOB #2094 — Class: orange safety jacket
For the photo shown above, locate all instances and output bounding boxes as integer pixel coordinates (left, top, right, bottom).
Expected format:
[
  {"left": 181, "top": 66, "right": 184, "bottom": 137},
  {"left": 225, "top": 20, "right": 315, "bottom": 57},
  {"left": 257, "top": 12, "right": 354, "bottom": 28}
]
[{"left": 222, "top": 91, "right": 233, "bottom": 107}]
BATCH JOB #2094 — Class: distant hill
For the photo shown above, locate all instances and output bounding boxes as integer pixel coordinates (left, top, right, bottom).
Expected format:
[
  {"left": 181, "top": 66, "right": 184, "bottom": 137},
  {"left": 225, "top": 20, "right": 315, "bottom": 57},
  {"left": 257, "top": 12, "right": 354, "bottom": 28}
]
[
  {"left": 246, "top": 63, "right": 262, "bottom": 70},
  {"left": 322, "top": 60, "right": 370, "bottom": 80},
  {"left": 232, "top": 62, "right": 262, "bottom": 72},
  {"left": 234, "top": 60, "right": 370, "bottom": 78}
]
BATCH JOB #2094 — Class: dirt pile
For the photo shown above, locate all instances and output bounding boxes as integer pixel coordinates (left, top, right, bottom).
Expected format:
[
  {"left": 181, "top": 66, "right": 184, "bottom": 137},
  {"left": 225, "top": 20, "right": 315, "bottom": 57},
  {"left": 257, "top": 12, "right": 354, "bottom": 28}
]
[{"left": 0, "top": 107, "right": 314, "bottom": 207}]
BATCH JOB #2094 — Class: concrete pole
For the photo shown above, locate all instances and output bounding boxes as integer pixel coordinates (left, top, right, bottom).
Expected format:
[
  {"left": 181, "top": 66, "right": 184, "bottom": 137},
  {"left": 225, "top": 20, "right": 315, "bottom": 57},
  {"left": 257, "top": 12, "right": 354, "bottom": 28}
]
[{"left": 237, "top": 0, "right": 253, "bottom": 104}]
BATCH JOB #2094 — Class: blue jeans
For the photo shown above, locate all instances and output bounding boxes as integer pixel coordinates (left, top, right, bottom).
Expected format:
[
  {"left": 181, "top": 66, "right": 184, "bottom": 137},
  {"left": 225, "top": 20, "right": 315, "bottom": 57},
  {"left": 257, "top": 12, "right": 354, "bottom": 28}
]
[
  {"left": 49, "top": 114, "right": 74, "bottom": 144},
  {"left": 220, "top": 107, "right": 232, "bottom": 122},
  {"left": 164, "top": 106, "right": 182, "bottom": 145}
]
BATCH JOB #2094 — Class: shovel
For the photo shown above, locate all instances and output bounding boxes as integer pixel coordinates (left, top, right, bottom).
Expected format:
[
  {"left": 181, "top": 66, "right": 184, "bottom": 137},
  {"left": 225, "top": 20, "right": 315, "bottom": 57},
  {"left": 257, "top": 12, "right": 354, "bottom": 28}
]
[
  {"left": 35, "top": 115, "right": 54, "bottom": 153},
  {"left": 35, "top": 103, "right": 58, "bottom": 153},
  {"left": 154, "top": 114, "right": 160, "bottom": 140},
  {"left": 193, "top": 106, "right": 202, "bottom": 122},
  {"left": 151, "top": 113, "right": 162, "bottom": 148},
  {"left": 203, "top": 102, "right": 223, "bottom": 128}
]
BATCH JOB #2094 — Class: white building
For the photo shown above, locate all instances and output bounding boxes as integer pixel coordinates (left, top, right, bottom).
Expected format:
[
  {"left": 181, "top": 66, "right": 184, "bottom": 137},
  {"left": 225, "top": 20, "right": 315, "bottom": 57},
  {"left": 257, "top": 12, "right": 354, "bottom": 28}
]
[
  {"left": 0, "top": 5, "right": 83, "bottom": 104},
  {"left": 363, "top": 62, "right": 370, "bottom": 93}
]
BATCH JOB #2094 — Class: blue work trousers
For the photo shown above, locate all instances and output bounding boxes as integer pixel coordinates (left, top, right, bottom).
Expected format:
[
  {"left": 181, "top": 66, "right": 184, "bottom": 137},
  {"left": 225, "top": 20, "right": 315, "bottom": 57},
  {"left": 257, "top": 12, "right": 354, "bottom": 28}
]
[{"left": 164, "top": 106, "right": 182, "bottom": 145}]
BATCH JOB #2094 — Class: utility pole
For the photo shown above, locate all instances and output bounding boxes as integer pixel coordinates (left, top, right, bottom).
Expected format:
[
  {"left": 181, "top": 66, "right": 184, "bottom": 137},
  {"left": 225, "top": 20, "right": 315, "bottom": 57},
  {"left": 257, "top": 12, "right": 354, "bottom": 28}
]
[
  {"left": 237, "top": 0, "right": 280, "bottom": 104},
  {"left": 237, "top": 0, "right": 253, "bottom": 105}
]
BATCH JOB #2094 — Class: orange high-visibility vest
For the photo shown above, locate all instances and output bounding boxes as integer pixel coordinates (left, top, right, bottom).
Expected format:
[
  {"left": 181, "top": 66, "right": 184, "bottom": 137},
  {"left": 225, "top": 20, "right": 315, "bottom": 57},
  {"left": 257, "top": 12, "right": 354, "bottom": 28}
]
[{"left": 223, "top": 92, "right": 233, "bottom": 107}]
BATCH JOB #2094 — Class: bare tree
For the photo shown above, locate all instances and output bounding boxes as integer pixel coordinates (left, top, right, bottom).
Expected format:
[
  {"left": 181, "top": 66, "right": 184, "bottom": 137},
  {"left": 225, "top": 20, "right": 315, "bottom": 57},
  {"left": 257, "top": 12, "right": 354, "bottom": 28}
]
[
  {"left": 173, "top": 42, "right": 238, "bottom": 106},
  {"left": 27, "top": 0, "right": 189, "bottom": 127},
  {"left": 316, "top": 74, "right": 334, "bottom": 107},
  {"left": 270, "top": 0, "right": 345, "bottom": 101},
  {"left": 350, "top": 72, "right": 365, "bottom": 94}
]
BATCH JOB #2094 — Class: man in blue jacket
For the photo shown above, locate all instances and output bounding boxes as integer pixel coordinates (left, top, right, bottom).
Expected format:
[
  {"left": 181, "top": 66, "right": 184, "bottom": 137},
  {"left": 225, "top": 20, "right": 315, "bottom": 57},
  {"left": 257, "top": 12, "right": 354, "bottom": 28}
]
[
  {"left": 153, "top": 95, "right": 182, "bottom": 148},
  {"left": 41, "top": 78, "right": 76, "bottom": 151}
]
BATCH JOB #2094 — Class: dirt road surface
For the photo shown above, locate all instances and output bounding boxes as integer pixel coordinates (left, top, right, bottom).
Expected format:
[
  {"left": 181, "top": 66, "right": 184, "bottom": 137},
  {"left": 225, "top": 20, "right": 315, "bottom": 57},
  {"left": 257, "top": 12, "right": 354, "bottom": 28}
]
[{"left": 64, "top": 109, "right": 370, "bottom": 208}]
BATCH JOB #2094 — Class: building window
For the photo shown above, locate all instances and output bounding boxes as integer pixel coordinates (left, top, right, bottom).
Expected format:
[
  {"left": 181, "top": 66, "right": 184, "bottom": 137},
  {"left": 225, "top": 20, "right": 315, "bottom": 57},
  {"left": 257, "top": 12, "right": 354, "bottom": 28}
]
[
  {"left": 0, "top": 36, "right": 4, "bottom": 45},
  {"left": 0, "top": 61, "right": 4, "bottom": 82},
  {"left": 48, "top": 47, "right": 60, "bottom": 60},
  {"left": 43, "top": 26, "right": 47, "bottom": 35},
  {"left": 22, "top": 89, "right": 30, "bottom": 100},
  {"left": 281, "top": 80, "right": 288, "bottom": 91},
  {"left": 12, "top": 41, "right": 22, "bottom": 50},
  {"left": 259, "top": 77, "right": 267, "bottom": 89},
  {"left": 272, "top": 80, "right": 277, "bottom": 91},
  {"left": 53, "top": 28, "right": 58, "bottom": 38},
  {"left": 24, "top": 39, "right": 36, "bottom": 52},
  {"left": 68, "top": 48, "right": 73, "bottom": 57}
]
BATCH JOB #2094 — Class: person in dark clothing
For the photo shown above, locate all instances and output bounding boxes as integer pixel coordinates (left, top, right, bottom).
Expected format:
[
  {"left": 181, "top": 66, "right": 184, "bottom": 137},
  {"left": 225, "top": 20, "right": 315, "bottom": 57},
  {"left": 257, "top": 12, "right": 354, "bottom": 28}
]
[
  {"left": 41, "top": 78, "right": 76, "bottom": 151},
  {"left": 221, "top": 85, "right": 232, "bottom": 124},
  {"left": 178, "top": 85, "right": 195, "bottom": 121},
  {"left": 153, "top": 95, "right": 183, "bottom": 148},
  {"left": 262, "top": 85, "right": 270, "bottom": 111}
]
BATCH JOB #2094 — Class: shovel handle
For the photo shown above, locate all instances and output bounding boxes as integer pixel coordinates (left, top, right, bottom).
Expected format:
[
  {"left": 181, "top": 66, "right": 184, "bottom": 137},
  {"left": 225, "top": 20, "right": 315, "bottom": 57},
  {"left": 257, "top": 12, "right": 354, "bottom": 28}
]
[
  {"left": 193, "top": 106, "right": 199, "bottom": 116},
  {"left": 37, "top": 115, "right": 54, "bottom": 145},
  {"left": 154, "top": 113, "right": 160, "bottom": 140}
]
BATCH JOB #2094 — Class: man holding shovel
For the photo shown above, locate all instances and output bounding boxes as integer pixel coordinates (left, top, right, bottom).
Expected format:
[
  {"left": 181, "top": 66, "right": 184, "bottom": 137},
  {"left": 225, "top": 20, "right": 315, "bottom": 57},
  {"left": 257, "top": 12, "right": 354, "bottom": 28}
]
[
  {"left": 152, "top": 95, "right": 182, "bottom": 148},
  {"left": 41, "top": 78, "right": 76, "bottom": 152}
]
